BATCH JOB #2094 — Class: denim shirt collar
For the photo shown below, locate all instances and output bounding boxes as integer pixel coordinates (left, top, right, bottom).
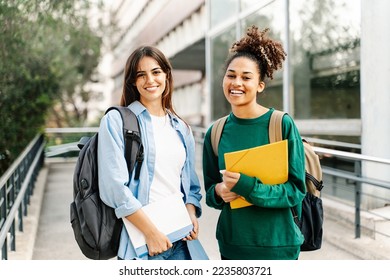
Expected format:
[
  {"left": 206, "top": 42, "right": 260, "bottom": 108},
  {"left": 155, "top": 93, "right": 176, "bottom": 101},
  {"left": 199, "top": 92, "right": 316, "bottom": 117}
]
[{"left": 129, "top": 100, "right": 180, "bottom": 129}]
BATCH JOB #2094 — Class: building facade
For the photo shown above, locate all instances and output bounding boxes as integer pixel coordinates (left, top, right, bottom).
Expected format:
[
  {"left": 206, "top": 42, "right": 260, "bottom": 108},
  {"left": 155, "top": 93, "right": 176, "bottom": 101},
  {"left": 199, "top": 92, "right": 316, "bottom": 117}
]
[{"left": 106, "top": 0, "right": 363, "bottom": 138}]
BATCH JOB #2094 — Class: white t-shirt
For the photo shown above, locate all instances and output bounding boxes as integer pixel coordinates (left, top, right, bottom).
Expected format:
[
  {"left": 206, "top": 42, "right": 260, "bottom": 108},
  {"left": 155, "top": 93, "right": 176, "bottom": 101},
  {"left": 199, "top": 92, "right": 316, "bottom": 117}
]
[{"left": 149, "top": 114, "right": 186, "bottom": 203}]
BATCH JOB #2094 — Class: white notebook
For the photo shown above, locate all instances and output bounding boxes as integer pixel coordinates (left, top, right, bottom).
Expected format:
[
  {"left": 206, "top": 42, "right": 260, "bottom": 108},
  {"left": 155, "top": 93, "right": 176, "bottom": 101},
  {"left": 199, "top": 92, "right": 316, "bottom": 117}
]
[{"left": 122, "top": 193, "right": 193, "bottom": 257}]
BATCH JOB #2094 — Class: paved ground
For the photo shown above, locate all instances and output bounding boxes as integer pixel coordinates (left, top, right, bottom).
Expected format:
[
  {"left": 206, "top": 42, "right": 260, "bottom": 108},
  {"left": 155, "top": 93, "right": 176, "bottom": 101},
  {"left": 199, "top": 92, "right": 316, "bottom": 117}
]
[
  {"left": 32, "top": 161, "right": 88, "bottom": 260},
  {"left": 8, "top": 160, "right": 390, "bottom": 260}
]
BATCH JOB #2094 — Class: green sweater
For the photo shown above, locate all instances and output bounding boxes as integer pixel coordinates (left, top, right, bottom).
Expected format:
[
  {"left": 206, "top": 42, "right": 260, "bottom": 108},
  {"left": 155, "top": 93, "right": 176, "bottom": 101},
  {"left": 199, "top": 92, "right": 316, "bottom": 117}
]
[{"left": 202, "top": 108, "right": 306, "bottom": 260}]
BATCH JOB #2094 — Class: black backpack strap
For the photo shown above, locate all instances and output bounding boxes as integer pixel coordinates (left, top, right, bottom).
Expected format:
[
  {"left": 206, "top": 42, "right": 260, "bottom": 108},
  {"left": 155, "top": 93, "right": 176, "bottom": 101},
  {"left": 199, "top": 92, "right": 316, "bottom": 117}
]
[
  {"left": 105, "top": 106, "right": 144, "bottom": 180},
  {"left": 306, "top": 172, "right": 324, "bottom": 191},
  {"left": 290, "top": 206, "right": 301, "bottom": 228}
]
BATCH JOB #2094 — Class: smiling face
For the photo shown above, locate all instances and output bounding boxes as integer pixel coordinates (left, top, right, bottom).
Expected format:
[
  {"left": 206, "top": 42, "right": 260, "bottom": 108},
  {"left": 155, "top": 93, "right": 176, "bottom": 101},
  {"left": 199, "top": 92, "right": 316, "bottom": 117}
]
[
  {"left": 135, "top": 56, "right": 167, "bottom": 107},
  {"left": 222, "top": 56, "right": 265, "bottom": 109}
]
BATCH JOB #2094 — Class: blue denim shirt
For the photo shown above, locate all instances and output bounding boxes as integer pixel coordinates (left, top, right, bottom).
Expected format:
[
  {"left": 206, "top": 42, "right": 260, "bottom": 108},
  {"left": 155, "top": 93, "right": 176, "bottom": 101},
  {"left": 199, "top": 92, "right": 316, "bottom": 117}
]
[{"left": 97, "top": 101, "right": 202, "bottom": 260}]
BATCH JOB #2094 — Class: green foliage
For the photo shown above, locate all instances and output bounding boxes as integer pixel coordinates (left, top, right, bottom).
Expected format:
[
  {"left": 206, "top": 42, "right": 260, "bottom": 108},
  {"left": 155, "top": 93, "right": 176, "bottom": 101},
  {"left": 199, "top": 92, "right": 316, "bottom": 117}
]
[{"left": 0, "top": 0, "right": 105, "bottom": 174}]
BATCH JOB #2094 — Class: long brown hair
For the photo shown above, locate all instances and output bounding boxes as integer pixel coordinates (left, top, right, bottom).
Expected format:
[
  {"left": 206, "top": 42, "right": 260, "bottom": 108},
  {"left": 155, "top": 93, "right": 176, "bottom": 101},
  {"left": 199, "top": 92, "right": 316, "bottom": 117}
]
[{"left": 120, "top": 46, "right": 181, "bottom": 118}]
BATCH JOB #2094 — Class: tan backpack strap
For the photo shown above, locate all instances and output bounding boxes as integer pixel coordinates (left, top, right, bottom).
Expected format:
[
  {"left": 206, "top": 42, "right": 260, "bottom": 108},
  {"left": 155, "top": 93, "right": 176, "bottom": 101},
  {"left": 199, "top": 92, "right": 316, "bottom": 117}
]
[
  {"left": 269, "top": 109, "right": 285, "bottom": 143},
  {"left": 210, "top": 115, "right": 228, "bottom": 157}
]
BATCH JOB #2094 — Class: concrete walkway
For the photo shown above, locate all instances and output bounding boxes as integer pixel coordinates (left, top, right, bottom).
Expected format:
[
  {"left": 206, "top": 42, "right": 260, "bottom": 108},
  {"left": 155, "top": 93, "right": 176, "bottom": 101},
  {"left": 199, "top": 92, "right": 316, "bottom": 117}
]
[{"left": 8, "top": 160, "right": 390, "bottom": 260}]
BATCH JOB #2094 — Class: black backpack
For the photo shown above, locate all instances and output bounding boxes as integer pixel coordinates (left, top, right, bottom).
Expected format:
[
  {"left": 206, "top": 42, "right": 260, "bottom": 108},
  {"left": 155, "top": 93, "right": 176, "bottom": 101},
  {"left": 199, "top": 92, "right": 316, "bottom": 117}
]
[
  {"left": 210, "top": 109, "right": 324, "bottom": 252},
  {"left": 70, "top": 106, "right": 144, "bottom": 260}
]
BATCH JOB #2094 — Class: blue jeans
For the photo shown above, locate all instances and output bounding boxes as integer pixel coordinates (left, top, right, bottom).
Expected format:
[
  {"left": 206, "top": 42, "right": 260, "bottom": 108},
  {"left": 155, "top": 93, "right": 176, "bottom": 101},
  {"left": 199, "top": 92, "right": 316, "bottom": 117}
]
[{"left": 148, "top": 240, "right": 191, "bottom": 260}]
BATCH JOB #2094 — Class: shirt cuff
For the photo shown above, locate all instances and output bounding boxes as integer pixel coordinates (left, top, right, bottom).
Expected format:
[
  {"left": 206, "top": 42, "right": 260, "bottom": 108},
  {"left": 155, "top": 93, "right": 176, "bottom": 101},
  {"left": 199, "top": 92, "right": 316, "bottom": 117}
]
[{"left": 231, "top": 173, "right": 258, "bottom": 198}]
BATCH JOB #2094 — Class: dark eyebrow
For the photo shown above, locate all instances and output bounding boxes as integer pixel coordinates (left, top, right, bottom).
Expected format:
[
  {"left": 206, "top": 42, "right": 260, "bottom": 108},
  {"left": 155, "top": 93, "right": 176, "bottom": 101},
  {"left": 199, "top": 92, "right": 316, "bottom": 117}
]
[
  {"left": 136, "top": 67, "right": 162, "bottom": 75},
  {"left": 227, "top": 69, "right": 254, "bottom": 75}
]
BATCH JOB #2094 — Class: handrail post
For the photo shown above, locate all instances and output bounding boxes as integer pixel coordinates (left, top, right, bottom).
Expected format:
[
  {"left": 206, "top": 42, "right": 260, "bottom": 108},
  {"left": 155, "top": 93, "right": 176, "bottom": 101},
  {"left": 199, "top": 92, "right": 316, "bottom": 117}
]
[
  {"left": 354, "top": 160, "right": 362, "bottom": 238},
  {"left": 0, "top": 134, "right": 45, "bottom": 259}
]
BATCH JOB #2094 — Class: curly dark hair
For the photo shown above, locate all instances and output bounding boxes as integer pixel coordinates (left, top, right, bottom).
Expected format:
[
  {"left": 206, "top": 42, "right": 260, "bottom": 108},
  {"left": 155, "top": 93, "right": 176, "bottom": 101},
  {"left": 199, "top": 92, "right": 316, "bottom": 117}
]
[{"left": 225, "top": 25, "right": 286, "bottom": 80}]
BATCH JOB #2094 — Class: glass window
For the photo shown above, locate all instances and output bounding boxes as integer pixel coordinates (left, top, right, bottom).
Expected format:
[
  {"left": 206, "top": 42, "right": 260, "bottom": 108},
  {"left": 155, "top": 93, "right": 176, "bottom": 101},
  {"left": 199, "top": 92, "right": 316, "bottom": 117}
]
[
  {"left": 210, "top": 0, "right": 238, "bottom": 28},
  {"left": 240, "top": 0, "right": 273, "bottom": 12},
  {"left": 208, "top": 0, "right": 361, "bottom": 122},
  {"left": 210, "top": 26, "right": 236, "bottom": 120},
  {"left": 290, "top": 0, "right": 361, "bottom": 119}
]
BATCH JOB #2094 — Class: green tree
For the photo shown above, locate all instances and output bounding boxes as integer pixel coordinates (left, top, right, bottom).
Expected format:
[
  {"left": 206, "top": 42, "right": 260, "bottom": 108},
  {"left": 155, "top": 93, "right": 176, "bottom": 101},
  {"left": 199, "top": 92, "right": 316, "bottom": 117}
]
[{"left": 0, "top": 0, "right": 106, "bottom": 174}]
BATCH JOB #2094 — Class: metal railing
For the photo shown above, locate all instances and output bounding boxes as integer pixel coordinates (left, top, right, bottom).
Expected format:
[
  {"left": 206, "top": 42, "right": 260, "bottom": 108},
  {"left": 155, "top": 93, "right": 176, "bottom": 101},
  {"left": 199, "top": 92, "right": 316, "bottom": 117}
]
[
  {"left": 313, "top": 146, "right": 390, "bottom": 239},
  {"left": 0, "top": 134, "right": 45, "bottom": 260},
  {"left": 44, "top": 127, "right": 98, "bottom": 158}
]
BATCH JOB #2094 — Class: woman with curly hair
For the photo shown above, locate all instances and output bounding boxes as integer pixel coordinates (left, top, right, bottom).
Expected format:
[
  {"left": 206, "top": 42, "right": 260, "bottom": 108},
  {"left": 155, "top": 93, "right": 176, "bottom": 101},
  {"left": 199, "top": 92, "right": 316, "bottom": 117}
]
[{"left": 202, "top": 26, "right": 306, "bottom": 260}]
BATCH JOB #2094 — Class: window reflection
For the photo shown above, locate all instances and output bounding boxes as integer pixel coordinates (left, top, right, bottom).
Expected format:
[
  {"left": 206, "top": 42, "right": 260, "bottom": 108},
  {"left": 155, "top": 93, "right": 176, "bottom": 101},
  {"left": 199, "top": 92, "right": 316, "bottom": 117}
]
[
  {"left": 210, "top": 0, "right": 238, "bottom": 28},
  {"left": 210, "top": 26, "right": 236, "bottom": 120},
  {"left": 291, "top": 0, "right": 361, "bottom": 119},
  {"left": 240, "top": 0, "right": 273, "bottom": 11}
]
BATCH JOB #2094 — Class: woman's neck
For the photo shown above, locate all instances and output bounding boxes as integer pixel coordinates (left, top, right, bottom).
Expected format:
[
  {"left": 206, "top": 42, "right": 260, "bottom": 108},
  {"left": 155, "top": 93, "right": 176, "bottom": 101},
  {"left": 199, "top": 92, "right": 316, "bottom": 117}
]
[
  {"left": 231, "top": 103, "right": 268, "bottom": 119},
  {"left": 141, "top": 100, "right": 166, "bottom": 116}
]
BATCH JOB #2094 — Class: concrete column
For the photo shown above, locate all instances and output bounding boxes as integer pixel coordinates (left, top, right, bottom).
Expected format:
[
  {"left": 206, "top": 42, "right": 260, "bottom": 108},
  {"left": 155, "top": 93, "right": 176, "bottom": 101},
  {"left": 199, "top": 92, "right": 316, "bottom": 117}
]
[{"left": 361, "top": 0, "right": 390, "bottom": 209}]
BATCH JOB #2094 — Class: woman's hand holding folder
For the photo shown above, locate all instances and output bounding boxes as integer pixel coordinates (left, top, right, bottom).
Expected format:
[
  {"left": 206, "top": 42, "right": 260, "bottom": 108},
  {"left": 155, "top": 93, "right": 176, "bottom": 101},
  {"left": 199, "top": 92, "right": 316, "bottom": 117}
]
[{"left": 215, "top": 170, "right": 241, "bottom": 203}]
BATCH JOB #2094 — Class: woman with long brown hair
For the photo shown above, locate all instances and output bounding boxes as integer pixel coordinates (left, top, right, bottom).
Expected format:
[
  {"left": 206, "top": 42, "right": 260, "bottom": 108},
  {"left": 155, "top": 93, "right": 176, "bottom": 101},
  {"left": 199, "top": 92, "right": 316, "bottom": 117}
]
[{"left": 98, "top": 46, "right": 203, "bottom": 260}]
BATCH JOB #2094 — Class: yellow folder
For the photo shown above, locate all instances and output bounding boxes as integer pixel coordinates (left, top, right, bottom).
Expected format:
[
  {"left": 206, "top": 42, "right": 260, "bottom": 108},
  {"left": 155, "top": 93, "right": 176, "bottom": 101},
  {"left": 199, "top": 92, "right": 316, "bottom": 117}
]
[{"left": 224, "top": 140, "right": 288, "bottom": 209}]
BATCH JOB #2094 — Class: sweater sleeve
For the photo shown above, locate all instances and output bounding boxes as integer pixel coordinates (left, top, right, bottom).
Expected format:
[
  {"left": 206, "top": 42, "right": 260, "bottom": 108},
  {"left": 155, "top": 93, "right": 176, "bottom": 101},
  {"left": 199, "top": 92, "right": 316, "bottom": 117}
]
[
  {"left": 202, "top": 127, "right": 225, "bottom": 210},
  {"left": 231, "top": 115, "right": 306, "bottom": 209}
]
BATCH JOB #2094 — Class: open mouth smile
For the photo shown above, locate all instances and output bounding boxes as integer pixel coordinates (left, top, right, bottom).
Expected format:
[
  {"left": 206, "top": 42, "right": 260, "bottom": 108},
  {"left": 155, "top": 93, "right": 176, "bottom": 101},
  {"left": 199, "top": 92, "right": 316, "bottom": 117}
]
[
  {"left": 145, "top": 86, "right": 159, "bottom": 92},
  {"left": 229, "top": 89, "right": 245, "bottom": 96}
]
